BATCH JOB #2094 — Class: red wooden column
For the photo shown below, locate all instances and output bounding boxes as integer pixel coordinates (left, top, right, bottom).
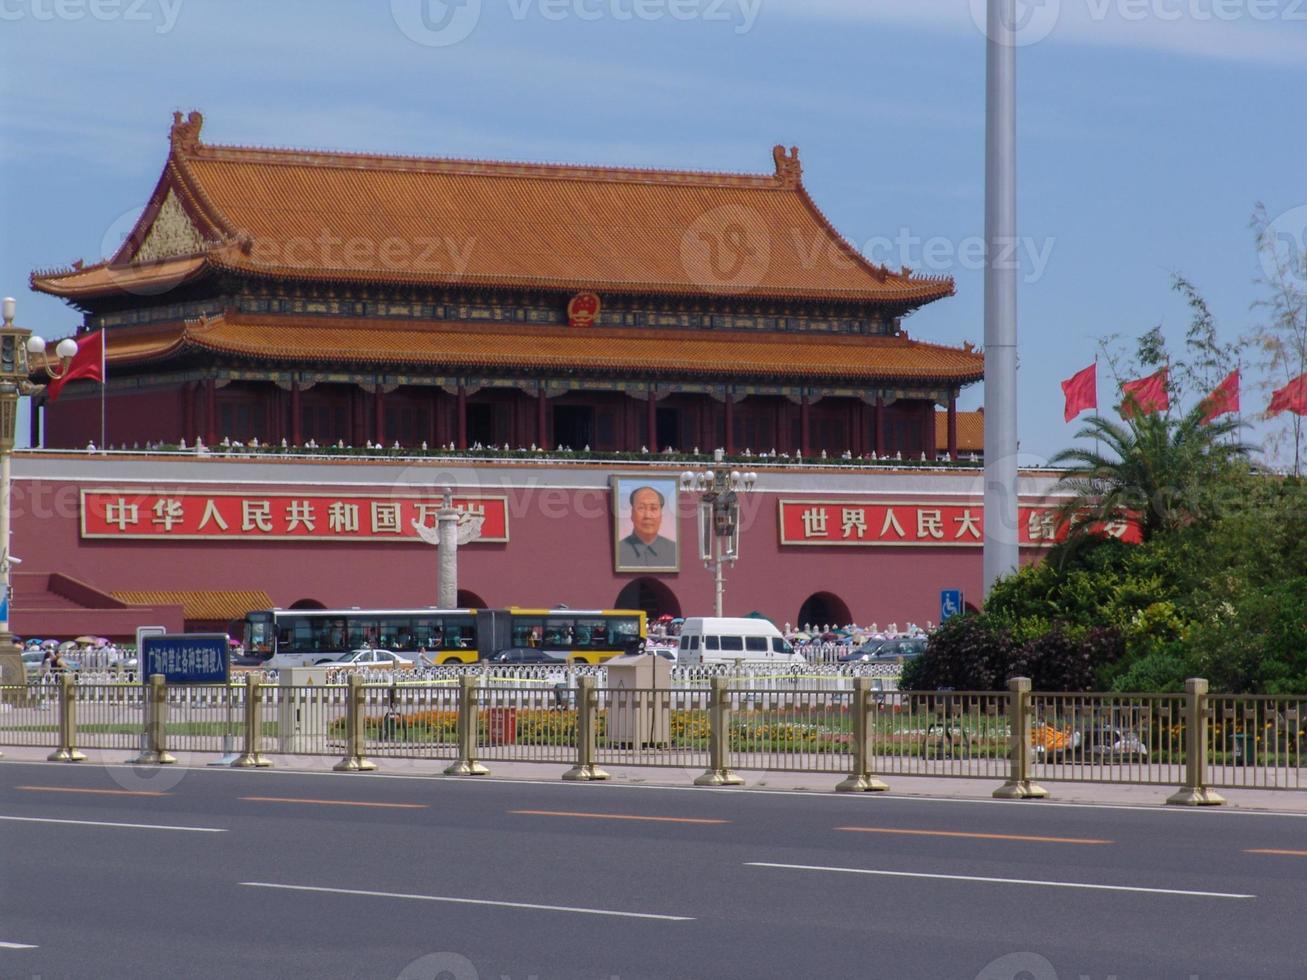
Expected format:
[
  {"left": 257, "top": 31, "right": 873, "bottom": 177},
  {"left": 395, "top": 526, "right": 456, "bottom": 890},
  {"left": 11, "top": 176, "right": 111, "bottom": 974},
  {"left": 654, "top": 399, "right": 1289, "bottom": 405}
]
[
  {"left": 181, "top": 383, "right": 194, "bottom": 444},
  {"left": 537, "top": 387, "right": 549, "bottom": 450},
  {"left": 874, "top": 395, "right": 885, "bottom": 457},
  {"left": 723, "top": 394, "right": 734, "bottom": 456},
  {"left": 432, "top": 389, "right": 446, "bottom": 447},
  {"left": 205, "top": 378, "right": 217, "bottom": 445},
  {"left": 188, "top": 382, "right": 201, "bottom": 443},
  {"left": 799, "top": 394, "right": 811, "bottom": 457},
  {"left": 646, "top": 386, "right": 658, "bottom": 452},
  {"left": 456, "top": 384, "right": 468, "bottom": 450},
  {"left": 290, "top": 381, "right": 302, "bottom": 446},
  {"left": 947, "top": 392, "right": 958, "bottom": 460},
  {"left": 374, "top": 388, "right": 387, "bottom": 445},
  {"left": 923, "top": 401, "right": 936, "bottom": 460},
  {"left": 29, "top": 395, "right": 40, "bottom": 448}
]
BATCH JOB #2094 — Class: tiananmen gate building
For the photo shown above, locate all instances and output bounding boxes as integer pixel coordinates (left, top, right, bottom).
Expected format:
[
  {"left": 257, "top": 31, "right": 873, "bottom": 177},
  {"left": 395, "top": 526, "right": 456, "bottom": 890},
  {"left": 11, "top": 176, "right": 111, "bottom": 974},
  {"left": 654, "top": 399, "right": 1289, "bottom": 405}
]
[{"left": 13, "top": 111, "right": 1066, "bottom": 640}]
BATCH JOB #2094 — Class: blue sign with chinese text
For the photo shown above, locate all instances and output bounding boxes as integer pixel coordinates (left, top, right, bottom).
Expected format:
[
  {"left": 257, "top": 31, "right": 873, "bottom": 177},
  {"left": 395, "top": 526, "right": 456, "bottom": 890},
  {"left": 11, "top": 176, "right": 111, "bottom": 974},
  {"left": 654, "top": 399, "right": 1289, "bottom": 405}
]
[
  {"left": 940, "top": 589, "right": 964, "bottom": 622},
  {"left": 141, "top": 633, "right": 230, "bottom": 684}
]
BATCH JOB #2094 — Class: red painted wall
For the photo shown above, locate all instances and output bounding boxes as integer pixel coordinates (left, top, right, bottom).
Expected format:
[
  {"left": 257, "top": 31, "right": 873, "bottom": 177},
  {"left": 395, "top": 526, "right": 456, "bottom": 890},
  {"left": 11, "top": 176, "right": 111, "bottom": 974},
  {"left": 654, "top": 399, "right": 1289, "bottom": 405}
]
[{"left": 11, "top": 457, "right": 1051, "bottom": 630}]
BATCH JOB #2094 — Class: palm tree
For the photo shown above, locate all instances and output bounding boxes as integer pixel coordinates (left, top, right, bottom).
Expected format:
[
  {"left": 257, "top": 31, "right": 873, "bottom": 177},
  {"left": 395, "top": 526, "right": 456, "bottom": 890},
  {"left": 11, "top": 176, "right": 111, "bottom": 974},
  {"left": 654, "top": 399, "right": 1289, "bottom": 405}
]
[{"left": 1049, "top": 404, "right": 1254, "bottom": 542}]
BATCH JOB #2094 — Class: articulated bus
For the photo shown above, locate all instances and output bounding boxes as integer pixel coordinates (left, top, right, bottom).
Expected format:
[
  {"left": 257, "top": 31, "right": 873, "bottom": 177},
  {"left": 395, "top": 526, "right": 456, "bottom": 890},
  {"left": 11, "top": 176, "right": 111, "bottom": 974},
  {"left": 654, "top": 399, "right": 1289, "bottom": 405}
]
[{"left": 243, "top": 607, "right": 647, "bottom": 666}]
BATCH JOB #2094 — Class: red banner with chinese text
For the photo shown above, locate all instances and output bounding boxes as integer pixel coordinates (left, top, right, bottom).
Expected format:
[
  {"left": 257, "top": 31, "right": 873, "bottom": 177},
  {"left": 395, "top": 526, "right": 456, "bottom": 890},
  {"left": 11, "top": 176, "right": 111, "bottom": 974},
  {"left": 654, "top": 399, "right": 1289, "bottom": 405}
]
[
  {"left": 80, "top": 491, "right": 509, "bottom": 542},
  {"left": 778, "top": 500, "right": 1140, "bottom": 547}
]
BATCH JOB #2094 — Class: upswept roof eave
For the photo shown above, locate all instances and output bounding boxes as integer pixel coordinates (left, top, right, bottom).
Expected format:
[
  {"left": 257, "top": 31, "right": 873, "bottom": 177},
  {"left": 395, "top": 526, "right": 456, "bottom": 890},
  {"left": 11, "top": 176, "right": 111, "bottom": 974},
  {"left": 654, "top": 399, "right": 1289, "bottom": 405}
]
[
  {"left": 96, "top": 314, "right": 984, "bottom": 387},
  {"left": 788, "top": 181, "right": 955, "bottom": 305}
]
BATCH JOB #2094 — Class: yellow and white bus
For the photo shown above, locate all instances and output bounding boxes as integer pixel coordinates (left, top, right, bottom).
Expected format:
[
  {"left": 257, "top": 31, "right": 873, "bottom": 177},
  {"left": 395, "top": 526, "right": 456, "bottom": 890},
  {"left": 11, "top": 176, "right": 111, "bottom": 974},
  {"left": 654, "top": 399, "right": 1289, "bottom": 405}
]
[{"left": 243, "top": 607, "right": 646, "bottom": 666}]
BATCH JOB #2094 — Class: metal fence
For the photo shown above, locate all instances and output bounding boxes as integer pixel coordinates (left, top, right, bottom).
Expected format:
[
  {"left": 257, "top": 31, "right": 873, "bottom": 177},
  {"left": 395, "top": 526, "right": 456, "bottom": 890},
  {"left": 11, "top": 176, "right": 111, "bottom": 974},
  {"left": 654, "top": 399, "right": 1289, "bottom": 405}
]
[{"left": 6, "top": 673, "right": 1304, "bottom": 805}]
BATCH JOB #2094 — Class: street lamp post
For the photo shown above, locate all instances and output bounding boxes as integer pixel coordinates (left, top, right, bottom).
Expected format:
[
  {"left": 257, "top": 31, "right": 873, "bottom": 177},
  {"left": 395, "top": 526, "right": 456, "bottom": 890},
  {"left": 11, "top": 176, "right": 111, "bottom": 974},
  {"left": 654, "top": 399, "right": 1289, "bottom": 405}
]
[
  {"left": 680, "top": 454, "right": 757, "bottom": 617},
  {"left": 0, "top": 297, "right": 81, "bottom": 684}
]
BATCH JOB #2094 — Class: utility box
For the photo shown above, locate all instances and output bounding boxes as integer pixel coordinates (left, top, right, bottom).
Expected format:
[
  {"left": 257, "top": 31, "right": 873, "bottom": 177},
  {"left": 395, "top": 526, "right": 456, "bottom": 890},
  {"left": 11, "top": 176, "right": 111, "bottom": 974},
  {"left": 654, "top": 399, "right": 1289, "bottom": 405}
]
[
  {"left": 277, "top": 667, "right": 329, "bottom": 754},
  {"left": 605, "top": 654, "right": 671, "bottom": 748}
]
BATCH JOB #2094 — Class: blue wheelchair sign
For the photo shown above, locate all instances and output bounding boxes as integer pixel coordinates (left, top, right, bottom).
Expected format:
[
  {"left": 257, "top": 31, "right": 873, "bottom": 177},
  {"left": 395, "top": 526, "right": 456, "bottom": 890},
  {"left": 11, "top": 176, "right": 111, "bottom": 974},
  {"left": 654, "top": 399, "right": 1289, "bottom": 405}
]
[{"left": 940, "top": 589, "right": 964, "bottom": 622}]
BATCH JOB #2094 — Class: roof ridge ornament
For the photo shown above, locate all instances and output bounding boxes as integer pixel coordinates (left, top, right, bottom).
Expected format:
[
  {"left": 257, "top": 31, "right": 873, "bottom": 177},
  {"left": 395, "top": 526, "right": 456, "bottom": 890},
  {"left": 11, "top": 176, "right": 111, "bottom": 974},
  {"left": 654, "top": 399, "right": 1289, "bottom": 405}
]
[
  {"left": 170, "top": 110, "right": 204, "bottom": 154},
  {"left": 772, "top": 144, "right": 802, "bottom": 186}
]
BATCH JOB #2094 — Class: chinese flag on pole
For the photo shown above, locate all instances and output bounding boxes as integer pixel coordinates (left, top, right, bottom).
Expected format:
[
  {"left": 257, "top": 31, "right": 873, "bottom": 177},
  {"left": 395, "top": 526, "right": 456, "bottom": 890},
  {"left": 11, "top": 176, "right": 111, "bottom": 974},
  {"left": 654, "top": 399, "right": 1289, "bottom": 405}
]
[
  {"left": 1199, "top": 369, "right": 1240, "bottom": 425},
  {"left": 44, "top": 330, "right": 105, "bottom": 403},
  {"left": 1268, "top": 371, "right": 1307, "bottom": 417},
  {"left": 1120, "top": 367, "right": 1170, "bottom": 418},
  {"left": 1060, "top": 363, "right": 1097, "bottom": 422}
]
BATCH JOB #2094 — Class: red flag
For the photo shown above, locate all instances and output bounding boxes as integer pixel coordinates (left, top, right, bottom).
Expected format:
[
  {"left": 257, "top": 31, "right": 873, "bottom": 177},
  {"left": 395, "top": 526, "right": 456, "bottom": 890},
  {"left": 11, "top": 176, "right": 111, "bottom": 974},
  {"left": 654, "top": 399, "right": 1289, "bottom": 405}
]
[
  {"left": 1060, "top": 363, "right": 1097, "bottom": 422},
  {"left": 1268, "top": 372, "right": 1307, "bottom": 417},
  {"left": 1120, "top": 367, "right": 1169, "bottom": 418},
  {"left": 43, "top": 330, "right": 105, "bottom": 403},
  {"left": 1200, "top": 369, "right": 1240, "bottom": 425}
]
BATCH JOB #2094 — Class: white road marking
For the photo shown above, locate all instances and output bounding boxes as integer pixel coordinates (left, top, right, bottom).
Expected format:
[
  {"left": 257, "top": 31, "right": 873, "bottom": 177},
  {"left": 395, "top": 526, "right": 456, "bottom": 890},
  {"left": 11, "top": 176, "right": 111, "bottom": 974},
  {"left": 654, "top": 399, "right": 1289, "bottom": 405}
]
[
  {"left": 745, "top": 862, "right": 1255, "bottom": 899},
  {"left": 0, "top": 815, "right": 226, "bottom": 833},
  {"left": 0, "top": 942, "right": 38, "bottom": 949},
  {"left": 240, "top": 882, "right": 693, "bottom": 921}
]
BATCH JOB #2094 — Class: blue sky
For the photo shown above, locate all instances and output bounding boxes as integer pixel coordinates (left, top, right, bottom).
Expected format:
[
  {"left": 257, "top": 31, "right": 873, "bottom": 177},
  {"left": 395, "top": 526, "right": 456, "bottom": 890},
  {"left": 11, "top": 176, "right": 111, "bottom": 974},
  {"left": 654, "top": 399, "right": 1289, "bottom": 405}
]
[{"left": 1, "top": 0, "right": 1303, "bottom": 462}]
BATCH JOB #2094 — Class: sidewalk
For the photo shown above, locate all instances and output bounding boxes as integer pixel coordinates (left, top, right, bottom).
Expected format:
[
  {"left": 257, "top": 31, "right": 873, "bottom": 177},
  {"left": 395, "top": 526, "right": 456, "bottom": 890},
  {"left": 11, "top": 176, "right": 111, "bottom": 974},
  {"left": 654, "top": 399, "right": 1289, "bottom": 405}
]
[{"left": 5, "top": 743, "right": 1307, "bottom": 813}]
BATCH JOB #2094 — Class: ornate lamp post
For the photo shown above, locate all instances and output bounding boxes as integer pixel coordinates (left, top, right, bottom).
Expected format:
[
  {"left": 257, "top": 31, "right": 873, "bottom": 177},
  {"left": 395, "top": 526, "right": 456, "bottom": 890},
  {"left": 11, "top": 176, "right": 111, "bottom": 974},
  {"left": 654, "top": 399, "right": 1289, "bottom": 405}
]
[
  {"left": 0, "top": 298, "right": 80, "bottom": 682},
  {"left": 411, "top": 488, "right": 484, "bottom": 608},
  {"left": 680, "top": 454, "right": 757, "bottom": 617}
]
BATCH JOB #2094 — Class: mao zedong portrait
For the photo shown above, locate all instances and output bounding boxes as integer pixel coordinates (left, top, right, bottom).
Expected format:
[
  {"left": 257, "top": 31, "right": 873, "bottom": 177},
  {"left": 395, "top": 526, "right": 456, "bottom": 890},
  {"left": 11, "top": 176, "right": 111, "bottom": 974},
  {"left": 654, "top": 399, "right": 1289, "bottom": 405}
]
[{"left": 619, "top": 485, "right": 676, "bottom": 568}]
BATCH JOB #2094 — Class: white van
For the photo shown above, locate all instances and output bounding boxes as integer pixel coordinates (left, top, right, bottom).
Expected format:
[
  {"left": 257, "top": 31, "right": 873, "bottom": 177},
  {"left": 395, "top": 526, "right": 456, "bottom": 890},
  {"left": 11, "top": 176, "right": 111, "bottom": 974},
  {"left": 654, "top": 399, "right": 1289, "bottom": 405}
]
[{"left": 676, "top": 617, "right": 803, "bottom": 666}]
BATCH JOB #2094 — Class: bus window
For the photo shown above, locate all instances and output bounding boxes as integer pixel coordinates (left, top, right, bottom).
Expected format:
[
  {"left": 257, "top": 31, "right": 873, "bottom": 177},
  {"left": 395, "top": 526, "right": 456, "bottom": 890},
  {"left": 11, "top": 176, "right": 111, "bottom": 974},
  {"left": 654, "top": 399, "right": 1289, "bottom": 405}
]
[
  {"left": 705, "top": 636, "right": 719, "bottom": 651},
  {"left": 245, "top": 613, "right": 274, "bottom": 654},
  {"left": 720, "top": 636, "right": 744, "bottom": 652},
  {"left": 609, "top": 617, "right": 641, "bottom": 645},
  {"left": 544, "top": 618, "right": 575, "bottom": 649},
  {"left": 412, "top": 617, "right": 439, "bottom": 649},
  {"left": 577, "top": 619, "right": 607, "bottom": 649},
  {"left": 772, "top": 637, "right": 792, "bottom": 654},
  {"left": 381, "top": 616, "right": 413, "bottom": 650},
  {"left": 442, "top": 616, "right": 476, "bottom": 650},
  {"left": 745, "top": 637, "right": 767, "bottom": 653},
  {"left": 512, "top": 618, "right": 544, "bottom": 648},
  {"left": 347, "top": 618, "right": 379, "bottom": 650}
]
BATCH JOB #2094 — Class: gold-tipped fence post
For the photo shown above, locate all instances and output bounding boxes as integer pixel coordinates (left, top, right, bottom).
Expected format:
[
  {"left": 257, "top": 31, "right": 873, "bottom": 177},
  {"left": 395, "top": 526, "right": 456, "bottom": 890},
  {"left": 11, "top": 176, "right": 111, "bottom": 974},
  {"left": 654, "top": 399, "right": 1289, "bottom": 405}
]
[
  {"left": 333, "top": 674, "right": 377, "bottom": 772},
  {"left": 1167, "top": 677, "right": 1225, "bottom": 806},
  {"left": 233, "top": 673, "right": 270, "bottom": 768},
  {"left": 695, "top": 675, "right": 743, "bottom": 786},
  {"left": 445, "top": 673, "right": 488, "bottom": 776},
  {"left": 564, "top": 675, "right": 609, "bottom": 781},
  {"left": 129, "top": 674, "right": 176, "bottom": 765},
  {"left": 836, "top": 676, "right": 887, "bottom": 792},
  {"left": 47, "top": 672, "right": 86, "bottom": 763},
  {"left": 993, "top": 676, "right": 1045, "bottom": 800}
]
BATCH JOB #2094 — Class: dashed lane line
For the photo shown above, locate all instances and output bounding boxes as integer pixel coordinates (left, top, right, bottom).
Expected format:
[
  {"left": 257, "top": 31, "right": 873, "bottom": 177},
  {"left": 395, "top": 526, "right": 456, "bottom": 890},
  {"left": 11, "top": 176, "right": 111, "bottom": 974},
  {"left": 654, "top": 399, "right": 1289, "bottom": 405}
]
[
  {"left": 0, "top": 815, "right": 225, "bottom": 833},
  {"left": 510, "top": 809, "right": 730, "bottom": 825},
  {"left": 240, "top": 882, "right": 694, "bottom": 921},
  {"left": 745, "top": 862, "right": 1254, "bottom": 899},
  {"left": 836, "top": 826, "right": 1111, "bottom": 845},
  {"left": 240, "top": 796, "right": 428, "bottom": 809}
]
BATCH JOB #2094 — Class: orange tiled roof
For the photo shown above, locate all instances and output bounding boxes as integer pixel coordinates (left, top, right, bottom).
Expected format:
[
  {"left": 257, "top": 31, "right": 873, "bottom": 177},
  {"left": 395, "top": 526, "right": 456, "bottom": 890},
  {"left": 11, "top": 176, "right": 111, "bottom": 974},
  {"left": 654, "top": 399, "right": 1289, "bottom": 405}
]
[
  {"left": 101, "top": 313, "right": 985, "bottom": 384},
  {"left": 33, "top": 111, "right": 954, "bottom": 306},
  {"left": 110, "top": 589, "right": 272, "bottom": 621},
  {"left": 936, "top": 409, "right": 985, "bottom": 453}
]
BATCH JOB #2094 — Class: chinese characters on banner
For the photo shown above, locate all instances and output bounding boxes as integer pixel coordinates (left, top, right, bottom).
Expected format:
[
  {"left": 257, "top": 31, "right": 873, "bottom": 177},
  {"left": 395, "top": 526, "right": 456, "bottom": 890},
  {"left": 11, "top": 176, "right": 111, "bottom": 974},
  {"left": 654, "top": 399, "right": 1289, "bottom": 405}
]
[
  {"left": 778, "top": 500, "right": 1141, "bottom": 547},
  {"left": 81, "top": 491, "right": 510, "bottom": 542}
]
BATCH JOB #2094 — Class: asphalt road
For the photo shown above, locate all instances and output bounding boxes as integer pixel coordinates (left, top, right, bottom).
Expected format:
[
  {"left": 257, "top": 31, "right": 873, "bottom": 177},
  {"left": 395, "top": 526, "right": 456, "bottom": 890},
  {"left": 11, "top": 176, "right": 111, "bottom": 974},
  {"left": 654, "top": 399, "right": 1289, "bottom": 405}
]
[{"left": 2, "top": 760, "right": 1306, "bottom": 979}]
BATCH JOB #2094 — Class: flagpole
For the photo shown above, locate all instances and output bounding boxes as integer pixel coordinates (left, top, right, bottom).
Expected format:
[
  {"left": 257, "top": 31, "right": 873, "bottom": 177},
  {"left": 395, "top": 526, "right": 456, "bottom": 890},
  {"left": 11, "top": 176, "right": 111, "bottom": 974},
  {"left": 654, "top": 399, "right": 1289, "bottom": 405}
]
[
  {"left": 1093, "top": 354, "right": 1101, "bottom": 459},
  {"left": 99, "top": 328, "right": 106, "bottom": 451},
  {"left": 982, "top": 0, "right": 1020, "bottom": 597}
]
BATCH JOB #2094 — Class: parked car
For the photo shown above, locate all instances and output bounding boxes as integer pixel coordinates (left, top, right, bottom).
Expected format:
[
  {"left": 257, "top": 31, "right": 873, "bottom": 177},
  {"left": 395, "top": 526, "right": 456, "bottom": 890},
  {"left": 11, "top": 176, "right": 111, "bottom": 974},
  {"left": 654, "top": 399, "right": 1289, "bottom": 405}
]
[
  {"left": 867, "top": 638, "right": 928, "bottom": 662},
  {"left": 838, "top": 639, "right": 890, "bottom": 662},
  {"left": 490, "top": 647, "right": 569, "bottom": 665},
  {"left": 326, "top": 649, "right": 415, "bottom": 668},
  {"left": 1079, "top": 725, "right": 1148, "bottom": 762}
]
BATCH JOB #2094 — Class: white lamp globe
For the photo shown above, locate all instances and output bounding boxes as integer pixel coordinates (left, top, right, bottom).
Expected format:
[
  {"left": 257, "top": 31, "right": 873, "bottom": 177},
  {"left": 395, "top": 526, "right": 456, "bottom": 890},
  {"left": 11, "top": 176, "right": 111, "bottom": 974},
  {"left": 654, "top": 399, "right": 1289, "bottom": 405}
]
[
  {"left": 55, "top": 338, "right": 79, "bottom": 359},
  {"left": 26, "top": 336, "right": 46, "bottom": 354}
]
